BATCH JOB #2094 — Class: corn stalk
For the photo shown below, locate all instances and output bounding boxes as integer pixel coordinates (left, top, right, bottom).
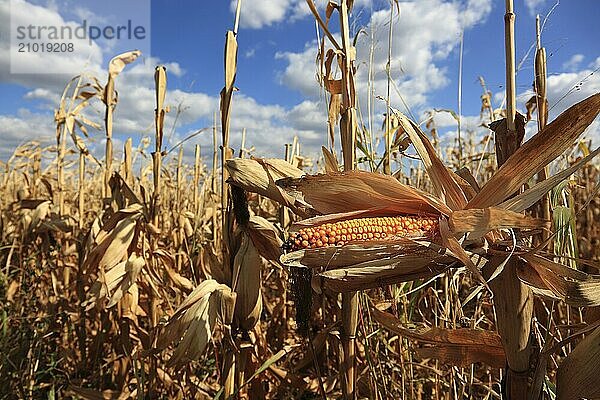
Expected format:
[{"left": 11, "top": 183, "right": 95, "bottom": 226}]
[
  {"left": 152, "top": 66, "right": 167, "bottom": 227},
  {"left": 103, "top": 51, "right": 141, "bottom": 199},
  {"left": 220, "top": 0, "right": 242, "bottom": 395},
  {"left": 488, "top": 2, "right": 534, "bottom": 398},
  {"left": 338, "top": 1, "right": 358, "bottom": 398}
]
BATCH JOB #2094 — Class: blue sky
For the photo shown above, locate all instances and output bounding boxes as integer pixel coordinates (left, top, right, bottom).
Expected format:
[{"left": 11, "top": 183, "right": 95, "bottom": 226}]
[{"left": 0, "top": 0, "right": 599, "bottom": 163}]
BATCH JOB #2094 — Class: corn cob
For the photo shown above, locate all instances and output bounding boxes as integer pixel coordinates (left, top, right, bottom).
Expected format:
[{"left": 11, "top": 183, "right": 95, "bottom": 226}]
[{"left": 284, "top": 216, "right": 438, "bottom": 251}]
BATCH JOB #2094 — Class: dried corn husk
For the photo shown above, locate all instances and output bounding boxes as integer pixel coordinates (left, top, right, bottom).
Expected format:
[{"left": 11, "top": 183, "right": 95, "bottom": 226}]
[
  {"left": 247, "top": 215, "right": 283, "bottom": 261},
  {"left": 277, "top": 170, "right": 450, "bottom": 216},
  {"left": 232, "top": 233, "right": 262, "bottom": 331},
  {"left": 225, "top": 158, "right": 306, "bottom": 214},
  {"left": 156, "top": 279, "right": 235, "bottom": 366}
]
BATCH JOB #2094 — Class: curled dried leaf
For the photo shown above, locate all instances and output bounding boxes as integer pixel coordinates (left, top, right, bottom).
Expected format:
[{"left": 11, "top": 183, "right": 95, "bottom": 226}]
[
  {"left": 232, "top": 233, "right": 263, "bottom": 331},
  {"left": 372, "top": 307, "right": 506, "bottom": 368},
  {"left": 156, "top": 279, "right": 234, "bottom": 366}
]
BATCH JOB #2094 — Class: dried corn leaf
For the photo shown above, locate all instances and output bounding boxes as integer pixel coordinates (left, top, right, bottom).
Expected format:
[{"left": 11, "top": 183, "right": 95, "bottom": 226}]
[
  {"left": 83, "top": 254, "right": 144, "bottom": 310},
  {"left": 156, "top": 279, "right": 233, "bottom": 365},
  {"left": 439, "top": 218, "right": 487, "bottom": 287},
  {"left": 277, "top": 170, "right": 450, "bottom": 216},
  {"left": 519, "top": 254, "right": 600, "bottom": 306},
  {"left": 396, "top": 113, "right": 468, "bottom": 210},
  {"left": 82, "top": 204, "right": 143, "bottom": 273},
  {"left": 499, "top": 146, "right": 600, "bottom": 212},
  {"left": 468, "top": 93, "right": 600, "bottom": 209},
  {"left": 225, "top": 158, "right": 306, "bottom": 215},
  {"left": 247, "top": 215, "right": 283, "bottom": 261},
  {"left": 106, "top": 254, "right": 144, "bottom": 308},
  {"left": 371, "top": 307, "right": 505, "bottom": 368},
  {"left": 232, "top": 233, "right": 262, "bottom": 331},
  {"left": 108, "top": 50, "right": 141, "bottom": 77},
  {"left": 449, "top": 207, "right": 546, "bottom": 237},
  {"left": 154, "top": 249, "right": 194, "bottom": 292},
  {"left": 220, "top": 30, "right": 237, "bottom": 146},
  {"left": 322, "top": 146, "right": 339, "bottom": 173},
  {"left": 556, "top": 325, "right": 600, "bottom": 400}
]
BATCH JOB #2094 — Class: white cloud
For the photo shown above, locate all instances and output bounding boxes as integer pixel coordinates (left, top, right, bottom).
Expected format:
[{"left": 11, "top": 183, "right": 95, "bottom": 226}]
[
  {"left": 278, "top": 0, "right": 492, "bottom": 131},
  {"left": 275, "top": 43, "right": 322, "bottom": 98},
  {"left": 0, "top": 109, "right": 55, "bottom": 159},
  {"left": 562, "top": 54, "right": 584, "bottom": 72},
  {"left": 525, "top": 0, "right": 547, "bottom": 17},
  {"left": 231, "top": 0, "right": 294, "bottom": 29}
]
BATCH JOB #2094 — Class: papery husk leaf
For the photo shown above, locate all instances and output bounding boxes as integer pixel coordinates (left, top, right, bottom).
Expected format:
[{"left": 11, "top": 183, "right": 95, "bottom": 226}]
[
  {"left": 439, "top": 218, "right": 487, "bottom": 287},
  {"left": 322, "top": 146, "right": 340, "bottom": 173},
  {"left": 106, "top": 254, "right": 144, "bottom": 308},
  {"left": 281, "top": 237, "right": 450, "bottom": 269},
  {"left": 454, "top": 167, "right": 481, "bottom": 194},
  {"left": 395, "top": 113, "right": 468, "bottom": 210},
  {"left": 449, "top": 207, "right": 546, "bottom": 237},
  {"left": 468, "top": 93, "right": 600, "bottom": 209},
  {"left": 371, "top": 307, "right": 505, "bottom": 368},
  {"left": 82, "top": 204, "right": 143, "bottom": 276},
  {"left": 108, "top": 50, "right": 141, "bottom": 77},
  {"left": 277, "top": 170, "right": 450, "bottom": 216},
  {"left": 156, "top": 280, "right": 226, "bottom": 348},
  {"left": 225, "top": 158, "right": 307, "bottom": 215},
  {"left": 233, "top": 233, "right": 263, "bottom": 331},
  {"left": 315, "top": 261, "right": 451, "bottom": 293},
  {"left": 498, "top": 146, "right": 600, "bottom": 212},
  {"left": 519, "top": 254, "right": 600, "bottom": 306},
  {"left": 220, "top": 31, "right": 237, "bottom": 146},
  {"left": 156, "top": 279, "right": 233, "bottom": 366},
  {"left": 556, "top": 325, "right": 600, "bottom": 400},
  {"left": 513, "top": 260, "right": 561, "bottom": 301},
  {"left": 247, "top": 215, "right": 283, "bottom": 261}
]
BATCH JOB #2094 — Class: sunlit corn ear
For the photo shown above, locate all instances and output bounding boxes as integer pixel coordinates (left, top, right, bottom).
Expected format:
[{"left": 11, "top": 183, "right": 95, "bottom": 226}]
[
  {"left": 556, "top": 325, "right": 600, "bottom": 400},
  {"left": 225, "top": 158, "right": 306, "bottom": 214},
  {"left": 156, "top": 279, "right": 234, "bottom": 366},
  {"left": 232, "top": 233, "right": 262, "bottom": 332},
  {"left": 284, "top": 215, "right": 438, "bottom": 251}
]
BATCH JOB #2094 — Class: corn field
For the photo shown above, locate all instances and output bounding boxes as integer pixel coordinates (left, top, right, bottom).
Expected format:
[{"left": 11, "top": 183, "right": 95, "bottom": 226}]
[{"left": 1, "top": 1, "right": 600, "bottom": 399}]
